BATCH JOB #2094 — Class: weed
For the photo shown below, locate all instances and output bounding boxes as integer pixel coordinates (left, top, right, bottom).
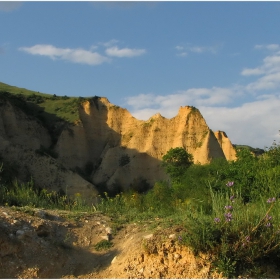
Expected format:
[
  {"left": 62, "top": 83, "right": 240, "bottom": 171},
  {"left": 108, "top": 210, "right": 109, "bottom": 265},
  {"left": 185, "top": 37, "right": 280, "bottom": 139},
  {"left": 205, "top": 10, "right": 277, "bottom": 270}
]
[{"left": 94, "top": 240, "right": 113, "bottom": 251}]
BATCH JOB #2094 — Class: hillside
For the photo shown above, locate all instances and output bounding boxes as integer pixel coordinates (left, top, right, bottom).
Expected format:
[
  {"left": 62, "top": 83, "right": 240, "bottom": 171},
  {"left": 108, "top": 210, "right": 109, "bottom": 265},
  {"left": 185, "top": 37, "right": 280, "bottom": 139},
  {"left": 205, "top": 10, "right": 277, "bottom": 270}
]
[{"left": 0, "top": 82, "right": 236, "bottom": 198}]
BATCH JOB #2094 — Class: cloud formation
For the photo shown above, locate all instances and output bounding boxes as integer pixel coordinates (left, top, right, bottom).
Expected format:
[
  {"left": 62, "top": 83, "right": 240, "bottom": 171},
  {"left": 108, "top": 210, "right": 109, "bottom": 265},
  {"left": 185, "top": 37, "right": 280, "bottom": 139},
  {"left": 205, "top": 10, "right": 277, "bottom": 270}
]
[
  {"left": 19, "top": 43, "right": 146, "bottom": 65},
  {"left": 175, "top": 43, "right": 222, "bottom": 57},
  {"left": 124, "top": 45, "right": 280, "bottom": 148},
  {"left": 19, "top": 44, "right": 110, "bottom": 65},
  {"left": 106, "top": 46, "right": 146, "bottom": 57},
  {"left": 255, "top": 44, "right": 280, "bottom": 51},
  {"left": 242, "top": 46, "right": 280, "bottom": 92}
]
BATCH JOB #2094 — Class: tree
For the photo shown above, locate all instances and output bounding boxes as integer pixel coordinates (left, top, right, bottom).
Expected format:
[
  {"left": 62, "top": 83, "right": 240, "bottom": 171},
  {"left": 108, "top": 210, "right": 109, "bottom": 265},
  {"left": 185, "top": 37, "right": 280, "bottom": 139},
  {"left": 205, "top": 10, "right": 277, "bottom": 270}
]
[{"left": 162, "top": 147, "right": 193, "bottom": 181}]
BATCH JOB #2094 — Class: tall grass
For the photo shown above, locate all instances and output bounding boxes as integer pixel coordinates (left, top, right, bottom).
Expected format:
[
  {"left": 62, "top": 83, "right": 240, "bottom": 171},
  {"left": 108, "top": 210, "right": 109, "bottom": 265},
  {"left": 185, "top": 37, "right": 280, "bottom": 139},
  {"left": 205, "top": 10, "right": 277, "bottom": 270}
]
[{"left": 0, "top": 179, "right": 92, "bottom": 212}]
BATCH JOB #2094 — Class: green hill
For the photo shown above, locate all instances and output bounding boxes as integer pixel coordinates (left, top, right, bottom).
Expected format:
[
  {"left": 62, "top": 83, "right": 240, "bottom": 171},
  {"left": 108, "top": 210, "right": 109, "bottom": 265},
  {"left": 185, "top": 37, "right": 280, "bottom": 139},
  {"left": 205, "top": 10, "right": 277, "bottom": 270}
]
[
  {"left": 233, "top": 144, "right": 265, "bottom": 156},
  {"left": 0, "top": 81, "right": 89, "bottom": 124}
]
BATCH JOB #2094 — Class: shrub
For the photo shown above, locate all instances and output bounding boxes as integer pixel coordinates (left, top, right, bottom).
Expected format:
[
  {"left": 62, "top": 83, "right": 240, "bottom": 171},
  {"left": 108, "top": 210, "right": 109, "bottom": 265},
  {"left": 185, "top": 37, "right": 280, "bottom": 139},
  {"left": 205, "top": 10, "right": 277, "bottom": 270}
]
[{"left": 162, "top": 147, "right": 193, "bottom": 182}]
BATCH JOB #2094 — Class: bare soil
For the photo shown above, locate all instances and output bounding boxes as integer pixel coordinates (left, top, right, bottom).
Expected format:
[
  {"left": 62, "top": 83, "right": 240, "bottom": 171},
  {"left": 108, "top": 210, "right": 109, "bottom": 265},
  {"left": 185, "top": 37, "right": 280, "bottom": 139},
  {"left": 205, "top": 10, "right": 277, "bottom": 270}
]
[{"left": 0, "top": 206, "right": 279, "bottom": 279}]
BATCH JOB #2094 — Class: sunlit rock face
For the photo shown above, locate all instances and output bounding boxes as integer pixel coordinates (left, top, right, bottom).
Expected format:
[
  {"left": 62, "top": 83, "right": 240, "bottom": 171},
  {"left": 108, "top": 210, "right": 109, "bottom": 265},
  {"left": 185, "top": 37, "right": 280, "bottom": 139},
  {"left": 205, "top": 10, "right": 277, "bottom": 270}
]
[{"left": 0, "top": 96, "right": 236, "bottom": 197}]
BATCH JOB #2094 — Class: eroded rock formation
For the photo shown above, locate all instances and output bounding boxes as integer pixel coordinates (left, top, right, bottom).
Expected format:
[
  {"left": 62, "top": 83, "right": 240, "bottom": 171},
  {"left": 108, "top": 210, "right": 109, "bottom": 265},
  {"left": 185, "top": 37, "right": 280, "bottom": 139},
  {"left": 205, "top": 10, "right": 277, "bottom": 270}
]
[{"left": 0, "top": 95, "right": 236, "bottom": 198}]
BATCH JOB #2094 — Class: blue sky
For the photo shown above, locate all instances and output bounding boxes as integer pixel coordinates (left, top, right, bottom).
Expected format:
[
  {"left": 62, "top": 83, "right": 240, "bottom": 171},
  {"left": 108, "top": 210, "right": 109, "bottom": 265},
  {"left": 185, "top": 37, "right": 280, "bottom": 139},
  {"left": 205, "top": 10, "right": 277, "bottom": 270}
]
[{"left": 1, "top": 1, "right": 280, "bottom": 149}]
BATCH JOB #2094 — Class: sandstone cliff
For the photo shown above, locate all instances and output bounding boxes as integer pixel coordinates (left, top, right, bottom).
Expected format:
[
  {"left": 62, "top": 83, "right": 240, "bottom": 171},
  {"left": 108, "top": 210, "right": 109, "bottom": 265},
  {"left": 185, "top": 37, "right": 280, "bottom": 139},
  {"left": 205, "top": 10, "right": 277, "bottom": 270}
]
[
  {"left": 0, "top": 99, "right": 98, "bottom": 200},
  {"left": 0, "top": 92, "right": 236, "bottom": 198},
  {"left": 214, "top": 130, "right": 237, "bottom": 161},
  {"left": 55, "top": 97, "right": 236, "bottom": 192}
]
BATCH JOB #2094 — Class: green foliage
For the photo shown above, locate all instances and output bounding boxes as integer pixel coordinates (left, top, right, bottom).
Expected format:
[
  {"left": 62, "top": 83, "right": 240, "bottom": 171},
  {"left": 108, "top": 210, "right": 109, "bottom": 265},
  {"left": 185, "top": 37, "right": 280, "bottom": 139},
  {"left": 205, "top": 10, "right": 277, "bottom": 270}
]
[
  {"left": 162, "top": 147, "right": 193, "bottom": 181},
  {"left": 94, "top": 240, "right": 113, "bottom": 251},
  {"left": 265, "top": 140, "right": 280, "bottom": 167},
  {"left": 0, "top": 174, "right": 91, "bottom": 212},
  {"left": 0, "top": 83, "right": 85, "bottom": 124},
  {"left": 181, "top": 182, "right": 280, "bottom": 277},
  {"left": 143, "top": 118, "right": 155, "bottom": 127}
]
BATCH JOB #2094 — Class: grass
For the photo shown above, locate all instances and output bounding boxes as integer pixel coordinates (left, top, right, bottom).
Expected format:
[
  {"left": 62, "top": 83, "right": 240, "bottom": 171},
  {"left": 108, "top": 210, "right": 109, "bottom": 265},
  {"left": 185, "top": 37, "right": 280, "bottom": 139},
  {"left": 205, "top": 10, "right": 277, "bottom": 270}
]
[
  {"left": 0, "top": 81, "right": 51, "bottom": 97},
  {"left": 0, "top": 81, "right": 91, "bottom": 124},
  {"left": 94, "top": 240, "right": 113, "bottom": 251}
]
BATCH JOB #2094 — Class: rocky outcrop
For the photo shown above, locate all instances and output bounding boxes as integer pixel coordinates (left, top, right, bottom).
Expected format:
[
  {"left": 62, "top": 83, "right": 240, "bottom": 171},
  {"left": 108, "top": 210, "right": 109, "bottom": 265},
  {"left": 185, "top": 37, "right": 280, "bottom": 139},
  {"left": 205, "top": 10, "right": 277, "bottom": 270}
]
[
  {"left": 0, "top": 95, "right": 236, "bottom": 197},
  {"left": 0, "top": 100, "right": 98, "bottom": 199},
  {"left": 214, "top": 130, "right": 237, "bottom": 161},
  {"left": 55, "top": 98, "right": 236, "bottom": 191}
]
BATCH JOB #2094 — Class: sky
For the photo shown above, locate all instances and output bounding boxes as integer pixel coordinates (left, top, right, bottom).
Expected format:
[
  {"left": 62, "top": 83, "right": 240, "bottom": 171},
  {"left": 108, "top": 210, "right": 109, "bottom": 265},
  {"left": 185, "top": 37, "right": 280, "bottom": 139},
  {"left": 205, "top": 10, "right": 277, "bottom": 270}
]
[{"left": 1, "top": 1, "right": 280, "bottom": 149}]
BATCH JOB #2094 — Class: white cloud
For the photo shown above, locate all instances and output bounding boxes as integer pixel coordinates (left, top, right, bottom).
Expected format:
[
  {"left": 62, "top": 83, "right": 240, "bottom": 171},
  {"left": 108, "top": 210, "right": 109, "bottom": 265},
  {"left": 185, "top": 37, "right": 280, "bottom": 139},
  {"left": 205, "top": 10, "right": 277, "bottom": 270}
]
[
  {"left": 19, "top": 44, "right": 111, "bottom": 65},
  {"left": 0, "top": 1, "right": 22, "bottom": 12},
  {"left": 241, "top": 68, "right": 263, "bottom": 76},
  {"left": 125, "top": 87, "right": 236, "bottom": 113},
  {"left": 190, "top": 46, "right": 205, "bottom": 53},
  {"left": 255, "top": 44, "right": 280, "bottom": 51},
  {"left": 177, "top": 52, "right": 188, "bottom": 57},
  {"left": 241, "top": 49, "right": 280, "bottom": 93},
  {"left": 101, "top": 39, "right": 119, "bottom": 48},
  {"left": 19, "top": 43, "right": 146, "bottom": 64},
  {"left": 175, "top": 46, "right": 184, "bottom": 51},
  {"left": 200, "top": 97, "right": 280, "bottom": 148},
  {"left": 246, "top": 72, "right": 280, "bottom": 91},
  {"left": 175, "top": 43, "right": 222, "bottom": 56},
  {"left": 105, "top": 46, "right": 146, "bottom": 57}
]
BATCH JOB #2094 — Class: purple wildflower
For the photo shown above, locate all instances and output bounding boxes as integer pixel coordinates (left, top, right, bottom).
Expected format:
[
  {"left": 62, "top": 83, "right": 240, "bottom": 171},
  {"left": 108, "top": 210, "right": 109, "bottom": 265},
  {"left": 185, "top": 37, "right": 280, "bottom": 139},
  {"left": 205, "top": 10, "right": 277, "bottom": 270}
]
[
  {"left": 224, "top": 212, "right": 233, "bottom": 222},
  {"left": 266, "top": 215, "right": 272, "bottom": 221},
  {"left": 214, "top": 217, "right": 221, "bottom": 223},
  {"left": 226, "top": 181, "right": 234, "bottom": 187},
  {"left": 224, "top": 205, "right": 233, "bottom": 211},
  {"left": 265, "top": 222, "right": 272, "bottom": 228},
  {"left": 230, "top": 195, "right": 235, "bottom": 202},
  {"left": 267, "top": 197, "right": 276, "bottom": 203}
]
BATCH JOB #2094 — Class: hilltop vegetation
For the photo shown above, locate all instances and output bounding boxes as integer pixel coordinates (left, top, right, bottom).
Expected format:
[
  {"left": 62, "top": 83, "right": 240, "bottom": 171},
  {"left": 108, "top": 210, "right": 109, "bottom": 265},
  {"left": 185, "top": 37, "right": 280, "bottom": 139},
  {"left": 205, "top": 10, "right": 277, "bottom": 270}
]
[
  {"left": 0, "top": 81, "right": 97, "bottom": 124},
  {"left": 233, "top": 144, "right": 265, "bottom": 156}
]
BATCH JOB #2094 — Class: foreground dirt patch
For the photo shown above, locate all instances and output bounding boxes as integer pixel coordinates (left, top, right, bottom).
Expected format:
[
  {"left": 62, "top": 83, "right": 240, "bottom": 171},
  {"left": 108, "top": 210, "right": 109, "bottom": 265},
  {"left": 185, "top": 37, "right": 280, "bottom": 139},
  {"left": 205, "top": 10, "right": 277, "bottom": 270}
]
[{"left": 0, "top": 206, "right": 279, "bottom": 279}]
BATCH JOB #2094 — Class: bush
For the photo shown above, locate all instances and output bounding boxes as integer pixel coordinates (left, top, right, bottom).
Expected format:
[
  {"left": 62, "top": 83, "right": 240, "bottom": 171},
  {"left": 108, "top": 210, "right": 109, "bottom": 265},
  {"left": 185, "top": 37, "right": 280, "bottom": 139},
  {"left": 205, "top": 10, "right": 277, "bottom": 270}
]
[{"left": 162, "top": 147, "right": 193, "bottom": 182}]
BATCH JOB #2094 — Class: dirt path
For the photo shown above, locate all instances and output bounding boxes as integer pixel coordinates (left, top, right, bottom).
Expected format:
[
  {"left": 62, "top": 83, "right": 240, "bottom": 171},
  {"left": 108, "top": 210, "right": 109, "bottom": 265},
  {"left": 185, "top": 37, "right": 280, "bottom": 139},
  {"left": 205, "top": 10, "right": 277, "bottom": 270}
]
[{"left": 0, "top": 206, "right": 227, "bottom": 278}]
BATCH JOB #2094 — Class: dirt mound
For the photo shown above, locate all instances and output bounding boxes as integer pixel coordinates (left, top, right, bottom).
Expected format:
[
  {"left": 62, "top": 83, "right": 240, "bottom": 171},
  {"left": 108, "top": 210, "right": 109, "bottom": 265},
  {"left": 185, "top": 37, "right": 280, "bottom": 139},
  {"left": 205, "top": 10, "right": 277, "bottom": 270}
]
[{"left": 0, "top": 206, "right": 225, "bottom": 279}]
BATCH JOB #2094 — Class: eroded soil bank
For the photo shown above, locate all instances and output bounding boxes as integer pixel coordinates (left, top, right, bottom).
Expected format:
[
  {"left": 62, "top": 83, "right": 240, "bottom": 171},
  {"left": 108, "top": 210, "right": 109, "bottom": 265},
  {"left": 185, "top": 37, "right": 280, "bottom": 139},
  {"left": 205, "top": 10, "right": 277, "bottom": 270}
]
[{"left": 0, "top": 206, "right": 278, "bottom": 279}]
